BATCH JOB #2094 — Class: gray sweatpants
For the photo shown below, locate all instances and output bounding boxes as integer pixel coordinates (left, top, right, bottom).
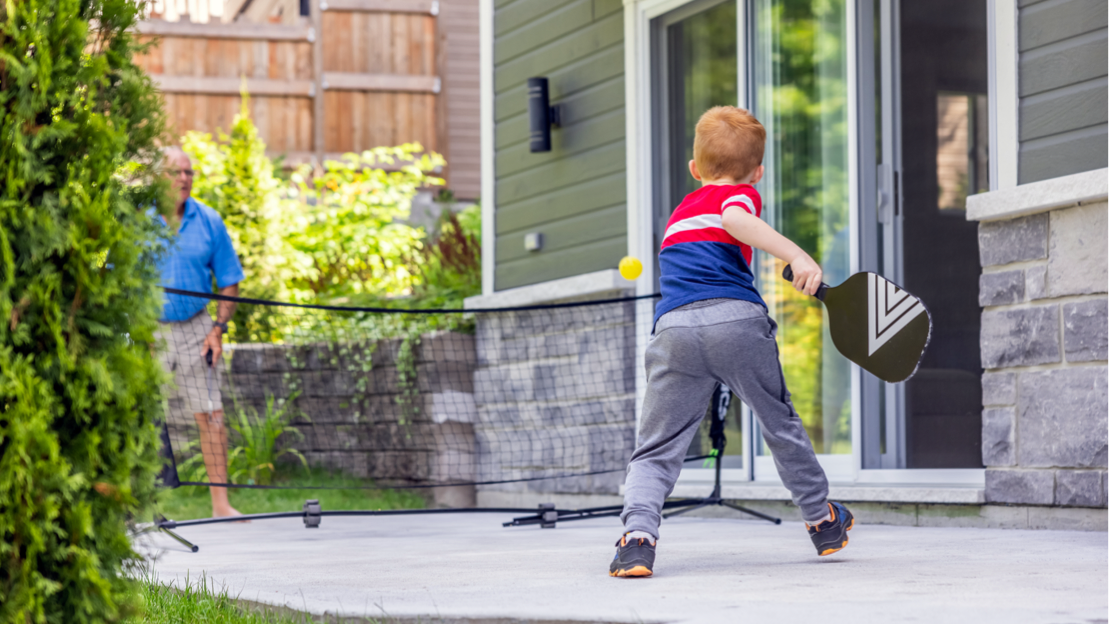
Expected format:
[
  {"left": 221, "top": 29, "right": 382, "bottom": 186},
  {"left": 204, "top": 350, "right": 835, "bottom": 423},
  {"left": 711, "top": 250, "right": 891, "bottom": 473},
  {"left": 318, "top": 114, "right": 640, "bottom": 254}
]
[{"left": 621, "top": 298, "right": 830, "bottom": 538}]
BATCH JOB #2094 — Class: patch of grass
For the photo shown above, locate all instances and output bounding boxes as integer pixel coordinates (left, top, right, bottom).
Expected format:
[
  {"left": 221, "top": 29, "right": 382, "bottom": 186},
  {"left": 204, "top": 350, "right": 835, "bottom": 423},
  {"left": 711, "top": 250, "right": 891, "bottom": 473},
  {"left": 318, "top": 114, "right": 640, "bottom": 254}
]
[
  {"left": 154, "top": 467, "right": 426, "bottom": 521},
  {"left": 129, "top": 571, "right": 319, "bottom": 623}
]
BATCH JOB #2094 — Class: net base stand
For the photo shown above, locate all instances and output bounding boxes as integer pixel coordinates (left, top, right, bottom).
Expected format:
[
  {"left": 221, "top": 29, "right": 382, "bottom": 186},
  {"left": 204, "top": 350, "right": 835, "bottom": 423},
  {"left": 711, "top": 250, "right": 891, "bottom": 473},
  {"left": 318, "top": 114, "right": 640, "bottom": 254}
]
[
  {"left": 504, "top": 385, "right": 781, "bottom": 529},
  {"left": 158, "top": 525, "right": 199, "bottom": 552}
]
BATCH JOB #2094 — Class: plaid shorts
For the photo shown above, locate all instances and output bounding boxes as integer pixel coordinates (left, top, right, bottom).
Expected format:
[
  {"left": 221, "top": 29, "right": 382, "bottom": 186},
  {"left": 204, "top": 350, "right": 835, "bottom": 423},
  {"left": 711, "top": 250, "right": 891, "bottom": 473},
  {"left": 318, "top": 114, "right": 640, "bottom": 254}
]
[{"left": 157, "top": 311, "right": 223, "bottom": 422}]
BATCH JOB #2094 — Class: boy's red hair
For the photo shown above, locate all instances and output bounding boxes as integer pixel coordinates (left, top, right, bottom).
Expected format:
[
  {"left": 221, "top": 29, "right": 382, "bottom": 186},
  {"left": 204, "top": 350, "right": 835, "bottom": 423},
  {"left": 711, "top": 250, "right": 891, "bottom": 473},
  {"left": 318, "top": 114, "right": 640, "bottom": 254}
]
[{"left": 693, "top": 106, "right": 766, "bottom": 182}]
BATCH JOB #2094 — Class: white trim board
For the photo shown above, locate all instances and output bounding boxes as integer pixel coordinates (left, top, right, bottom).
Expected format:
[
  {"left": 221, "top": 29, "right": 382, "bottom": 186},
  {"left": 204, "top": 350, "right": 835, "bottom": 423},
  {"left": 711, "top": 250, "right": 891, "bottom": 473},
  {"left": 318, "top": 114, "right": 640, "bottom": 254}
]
[
  {"left": 966, "top": 168, "right": 1109, "bottom": 222},
  {"left": 988, "top": 0, "right": 1019, "bottom": 191},
  {"left": 669, "top": 482, "right": 986, "bottom": 505},
  {"left": 479, "top": 0, "right": 496, "bottom": 295}
]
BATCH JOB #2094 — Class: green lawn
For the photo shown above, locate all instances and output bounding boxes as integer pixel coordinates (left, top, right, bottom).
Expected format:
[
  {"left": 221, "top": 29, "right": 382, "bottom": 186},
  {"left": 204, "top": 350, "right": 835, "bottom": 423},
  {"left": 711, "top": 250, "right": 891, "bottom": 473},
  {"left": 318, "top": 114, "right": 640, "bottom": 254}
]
[
  {"left": 137, "top": 469, "right": 421, "bottom": 621},
  {"left": 129, "top": 572, "right": 321, "bottom": 624},
  {"left": 153, "top": 467, "right": 426, "bottom": 521}
]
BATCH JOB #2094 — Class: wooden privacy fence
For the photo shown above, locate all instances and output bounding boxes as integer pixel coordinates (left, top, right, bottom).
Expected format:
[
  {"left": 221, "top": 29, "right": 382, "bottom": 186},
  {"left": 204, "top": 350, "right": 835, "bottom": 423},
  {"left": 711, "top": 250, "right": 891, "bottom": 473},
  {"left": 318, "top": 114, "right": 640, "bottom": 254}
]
[{"left": 135, "top": 0, "right": 480, "bottom": 198}]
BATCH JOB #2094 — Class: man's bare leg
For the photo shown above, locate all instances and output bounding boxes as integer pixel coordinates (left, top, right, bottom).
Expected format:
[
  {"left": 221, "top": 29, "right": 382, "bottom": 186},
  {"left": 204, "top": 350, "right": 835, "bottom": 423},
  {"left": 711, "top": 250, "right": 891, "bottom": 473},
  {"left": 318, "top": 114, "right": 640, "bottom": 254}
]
[{"left": 194, "top": 409, "right": 244, "bottom": 519}]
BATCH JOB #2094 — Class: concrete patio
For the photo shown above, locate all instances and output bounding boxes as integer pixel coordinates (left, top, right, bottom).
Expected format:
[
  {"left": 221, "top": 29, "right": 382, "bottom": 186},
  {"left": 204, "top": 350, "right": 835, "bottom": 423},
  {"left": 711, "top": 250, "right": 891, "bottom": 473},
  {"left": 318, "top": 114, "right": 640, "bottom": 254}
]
[{"left": 137, "top": 511, "right": 1108, "bottom": 624}]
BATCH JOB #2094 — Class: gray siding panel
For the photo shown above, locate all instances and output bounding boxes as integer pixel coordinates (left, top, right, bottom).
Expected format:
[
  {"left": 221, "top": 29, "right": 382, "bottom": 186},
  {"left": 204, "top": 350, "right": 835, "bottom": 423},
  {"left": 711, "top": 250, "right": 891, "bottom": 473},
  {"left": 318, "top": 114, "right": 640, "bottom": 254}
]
[
  {"left": 1020, "top": 126, "right": 1108, "bottom": 183},
  {"left": 1020, "top": 77, "right": 1108, "bottom": 140},
  {"left": 493, "top": 0, "right": 626, "bottom": 290},
  {"left": 496, "top": 204, "right": 625, "bottom": 263},
  {"left": 496, "top": 171, "right": 626, "bottom": 233},
  {"left": 497, "top": 236, "right": 627, "bottom": 288},
  {"left": 1018, "top": 0, "right": 1108, "bottom": 184},
  {"left": 495, "top": 45, "right": 624, "bottom": 124},
  {"left": 496, "top": 108, "right": 625, "bottom": 177},
  {"left": 1019, "top": 30, "right": 1107, "bottom": 96},
  {"left": 498, "top": 141, "right": 625, "bottom": 205},
  {"left": 1019, "top": 0, "right": 1106, "bottom": 51},
  {"left": 495, "top": 0, "right": 577, "bottom": 37}
]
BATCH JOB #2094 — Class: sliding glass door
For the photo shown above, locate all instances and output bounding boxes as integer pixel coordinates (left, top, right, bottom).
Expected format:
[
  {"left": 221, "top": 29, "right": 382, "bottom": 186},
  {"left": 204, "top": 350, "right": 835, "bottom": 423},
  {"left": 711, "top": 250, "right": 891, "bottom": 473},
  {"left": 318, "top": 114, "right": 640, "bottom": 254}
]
[{"left": 646, "top": 0, "right": 986, "bottom": 485}]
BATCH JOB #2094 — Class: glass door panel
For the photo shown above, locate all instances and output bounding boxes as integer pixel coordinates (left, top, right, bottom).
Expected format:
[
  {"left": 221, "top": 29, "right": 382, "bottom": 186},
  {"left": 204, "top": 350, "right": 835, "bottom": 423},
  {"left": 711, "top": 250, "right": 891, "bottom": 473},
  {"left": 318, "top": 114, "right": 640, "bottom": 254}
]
[
  {"left": 752, "top": 0, "right": 852, "bottom": 461},
  {"left": 651, "top": 0, "right": 745, "bottom": 478}
]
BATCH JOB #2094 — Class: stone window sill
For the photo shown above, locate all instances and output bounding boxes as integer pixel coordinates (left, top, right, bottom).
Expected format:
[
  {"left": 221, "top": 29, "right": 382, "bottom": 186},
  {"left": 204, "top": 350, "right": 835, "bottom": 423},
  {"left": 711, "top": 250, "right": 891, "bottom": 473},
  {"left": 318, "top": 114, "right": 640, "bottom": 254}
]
[{"left": 966, "top": 168, "right": 1108, "bottom": 222}]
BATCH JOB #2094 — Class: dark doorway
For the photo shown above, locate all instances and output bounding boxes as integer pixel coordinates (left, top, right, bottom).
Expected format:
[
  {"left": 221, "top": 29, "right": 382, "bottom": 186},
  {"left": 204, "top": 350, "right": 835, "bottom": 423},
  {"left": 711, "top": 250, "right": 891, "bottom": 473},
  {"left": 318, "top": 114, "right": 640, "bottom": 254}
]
[{"left": 897, "top": 0, "right": 987, "bottom": 468}]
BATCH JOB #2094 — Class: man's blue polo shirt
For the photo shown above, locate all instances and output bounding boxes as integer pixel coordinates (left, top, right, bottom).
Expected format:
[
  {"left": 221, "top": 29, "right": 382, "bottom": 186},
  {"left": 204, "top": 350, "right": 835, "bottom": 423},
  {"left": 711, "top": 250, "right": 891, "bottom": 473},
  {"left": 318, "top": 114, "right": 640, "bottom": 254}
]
[{"left": 155, "top": 197, "right": 244, "bottom": 322}]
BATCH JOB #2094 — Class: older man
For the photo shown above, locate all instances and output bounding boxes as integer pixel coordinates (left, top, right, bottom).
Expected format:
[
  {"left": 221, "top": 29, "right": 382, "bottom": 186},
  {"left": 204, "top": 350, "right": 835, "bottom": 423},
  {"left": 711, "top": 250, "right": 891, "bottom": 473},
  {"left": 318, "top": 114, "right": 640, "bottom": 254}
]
[{"left": 157, "top": 146, "right": 245, "bottom": 519}]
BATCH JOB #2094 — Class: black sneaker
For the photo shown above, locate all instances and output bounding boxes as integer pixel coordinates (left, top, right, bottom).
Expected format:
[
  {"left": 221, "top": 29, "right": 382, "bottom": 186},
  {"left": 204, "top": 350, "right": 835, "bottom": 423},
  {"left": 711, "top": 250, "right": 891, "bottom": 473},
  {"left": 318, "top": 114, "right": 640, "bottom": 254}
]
[
  {"left": 807, "top": 501, "right": 854, "bottom": 556},
  {"left": 609, "top": 534, "right": 656, "bottom": 577}
]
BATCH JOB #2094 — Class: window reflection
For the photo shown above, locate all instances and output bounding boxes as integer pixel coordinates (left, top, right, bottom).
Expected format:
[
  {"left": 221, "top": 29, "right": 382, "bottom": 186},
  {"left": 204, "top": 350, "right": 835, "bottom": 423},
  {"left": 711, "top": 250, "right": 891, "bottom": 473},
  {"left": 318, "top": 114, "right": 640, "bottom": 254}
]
[
  {"left": 754, "top": 0, "right": 852, "bottom": 455},
  {"left": 936, "top": 92, "right": 989, "bottom": 211}
]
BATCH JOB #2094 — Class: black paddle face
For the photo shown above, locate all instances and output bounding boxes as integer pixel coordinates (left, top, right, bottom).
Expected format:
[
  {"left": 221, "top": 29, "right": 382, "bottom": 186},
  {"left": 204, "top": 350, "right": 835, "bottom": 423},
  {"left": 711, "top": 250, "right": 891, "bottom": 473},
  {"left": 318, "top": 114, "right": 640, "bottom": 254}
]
[{"left": 783, "top": 266, "right": 932, "bottom": 383}]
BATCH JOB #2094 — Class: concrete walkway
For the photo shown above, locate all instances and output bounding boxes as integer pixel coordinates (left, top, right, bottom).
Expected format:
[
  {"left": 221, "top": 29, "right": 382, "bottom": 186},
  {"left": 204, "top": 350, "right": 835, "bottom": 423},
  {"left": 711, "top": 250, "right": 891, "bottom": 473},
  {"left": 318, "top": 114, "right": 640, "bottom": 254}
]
[{"left": 138, "top": 512, "right": 1108, "bottom": 624}]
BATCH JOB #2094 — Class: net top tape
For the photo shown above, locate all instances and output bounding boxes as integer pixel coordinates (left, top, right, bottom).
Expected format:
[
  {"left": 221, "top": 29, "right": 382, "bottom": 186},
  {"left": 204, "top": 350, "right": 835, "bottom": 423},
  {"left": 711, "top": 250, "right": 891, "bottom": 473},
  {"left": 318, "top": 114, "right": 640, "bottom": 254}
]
[{"left": 162, "top": 287, "right": 660, "bottom": 314}]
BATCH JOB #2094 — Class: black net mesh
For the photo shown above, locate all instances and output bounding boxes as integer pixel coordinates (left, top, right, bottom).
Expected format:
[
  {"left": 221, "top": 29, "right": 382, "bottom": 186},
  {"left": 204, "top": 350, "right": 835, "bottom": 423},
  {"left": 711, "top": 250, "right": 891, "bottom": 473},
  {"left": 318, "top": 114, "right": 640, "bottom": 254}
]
[{"left": 157, "top": 289, "right": 680, "bottom": 496}]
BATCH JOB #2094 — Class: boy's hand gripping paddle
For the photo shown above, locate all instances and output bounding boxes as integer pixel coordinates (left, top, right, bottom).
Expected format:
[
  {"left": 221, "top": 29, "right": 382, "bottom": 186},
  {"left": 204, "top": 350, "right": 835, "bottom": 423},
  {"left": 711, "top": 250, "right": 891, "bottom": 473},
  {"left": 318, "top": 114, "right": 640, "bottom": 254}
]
[{"left": 782, "top": 266, "right": 932, "bottom": 383}]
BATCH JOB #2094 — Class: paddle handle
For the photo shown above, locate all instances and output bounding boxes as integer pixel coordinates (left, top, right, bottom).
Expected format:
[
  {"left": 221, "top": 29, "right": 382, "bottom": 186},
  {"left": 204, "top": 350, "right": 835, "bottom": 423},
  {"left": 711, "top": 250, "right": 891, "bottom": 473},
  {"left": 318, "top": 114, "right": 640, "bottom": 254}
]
[{"left": 782, "top": 265, "right": 829, "bottom": 301}]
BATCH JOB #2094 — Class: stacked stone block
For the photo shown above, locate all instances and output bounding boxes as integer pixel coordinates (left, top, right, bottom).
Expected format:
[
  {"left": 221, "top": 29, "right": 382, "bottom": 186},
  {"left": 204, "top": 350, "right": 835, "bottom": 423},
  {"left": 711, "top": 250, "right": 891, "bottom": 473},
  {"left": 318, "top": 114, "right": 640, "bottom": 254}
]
[
  {"left": 978, "top": 202, "right": 1108, "bottom": 507},
  {"left": 472, "top": 300, "right": 638, "bottom": 495},
  {"left": 220, "top": 331, "right": 478, "bottom": 491}
]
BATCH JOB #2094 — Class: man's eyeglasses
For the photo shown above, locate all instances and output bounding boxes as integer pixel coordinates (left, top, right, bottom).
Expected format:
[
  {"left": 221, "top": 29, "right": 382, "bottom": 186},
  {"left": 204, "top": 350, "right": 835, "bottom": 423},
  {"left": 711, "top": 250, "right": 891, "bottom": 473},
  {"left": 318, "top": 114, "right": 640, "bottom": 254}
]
[{"left": 168, "top": 168, "right": 195, "bottom": 178}]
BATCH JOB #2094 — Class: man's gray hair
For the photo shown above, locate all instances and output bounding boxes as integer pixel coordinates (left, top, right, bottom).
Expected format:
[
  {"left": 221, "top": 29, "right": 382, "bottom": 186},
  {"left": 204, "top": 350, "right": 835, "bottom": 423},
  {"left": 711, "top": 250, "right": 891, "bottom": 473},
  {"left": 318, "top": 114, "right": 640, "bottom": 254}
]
[{"left": 162, "top": 145, "right": 190, "bottom": 163}]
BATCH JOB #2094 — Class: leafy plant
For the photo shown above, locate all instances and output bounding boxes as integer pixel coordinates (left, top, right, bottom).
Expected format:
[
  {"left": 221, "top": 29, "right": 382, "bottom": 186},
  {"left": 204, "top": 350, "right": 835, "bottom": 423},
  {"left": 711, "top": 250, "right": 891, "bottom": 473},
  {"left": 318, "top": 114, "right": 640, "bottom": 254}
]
[
  {"left": 0, "top": 0, "right": 169, "bottom": 621},
  {"left": 287, "top": 145, "right": 445, "bottom": 301},
  {"left": 226, "top": 392, "right": 309, "bottom": 486},
  {"left": 178, "top": 391, "right": 308, "bottom": 487},
  {"left": 405, "top": 203, "right": 482, "bottom": 309}
]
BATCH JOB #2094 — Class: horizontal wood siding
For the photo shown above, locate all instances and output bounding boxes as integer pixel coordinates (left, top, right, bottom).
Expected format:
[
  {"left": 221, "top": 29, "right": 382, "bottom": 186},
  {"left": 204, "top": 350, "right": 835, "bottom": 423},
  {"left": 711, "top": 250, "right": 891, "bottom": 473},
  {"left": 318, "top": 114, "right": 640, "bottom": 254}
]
[
  {"left": 493, "top": 0, "right": 626, "bottom": 290},
  {"left": 441, "top": 0, "right": 482, "bottom": 199},
  {"left": 1018, "top": 0, "right": 1108, "bottom": 183}
]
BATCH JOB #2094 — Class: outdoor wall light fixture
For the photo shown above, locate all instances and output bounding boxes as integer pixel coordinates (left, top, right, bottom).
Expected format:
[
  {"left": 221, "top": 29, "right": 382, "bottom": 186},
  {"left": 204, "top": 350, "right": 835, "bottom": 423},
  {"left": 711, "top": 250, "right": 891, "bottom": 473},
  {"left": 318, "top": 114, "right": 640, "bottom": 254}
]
[
  {"left": 528, "top": 77, "right": 561, "bottom": 153},
  {"left": 524, "top": 232, "right": 544, "bottom": 252}
]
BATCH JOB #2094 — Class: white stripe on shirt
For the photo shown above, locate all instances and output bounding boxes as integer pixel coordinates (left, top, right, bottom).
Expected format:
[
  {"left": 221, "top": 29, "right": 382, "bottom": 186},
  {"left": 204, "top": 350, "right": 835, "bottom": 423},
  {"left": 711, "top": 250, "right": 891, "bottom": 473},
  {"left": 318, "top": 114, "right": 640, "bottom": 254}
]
[
  {"left": 663, "top": 213, "right": 724, "bottom": 241},
  {"left": 721, "top": 194, "right": 756, "bottom": 215}
]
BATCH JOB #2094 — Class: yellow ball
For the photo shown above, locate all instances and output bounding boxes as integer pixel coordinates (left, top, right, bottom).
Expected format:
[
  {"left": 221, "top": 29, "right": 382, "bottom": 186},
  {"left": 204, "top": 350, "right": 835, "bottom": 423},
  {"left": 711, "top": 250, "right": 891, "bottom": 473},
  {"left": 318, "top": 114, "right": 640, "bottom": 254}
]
[{"left": 619, "top": 256, "right": 643, "bottom": 280}]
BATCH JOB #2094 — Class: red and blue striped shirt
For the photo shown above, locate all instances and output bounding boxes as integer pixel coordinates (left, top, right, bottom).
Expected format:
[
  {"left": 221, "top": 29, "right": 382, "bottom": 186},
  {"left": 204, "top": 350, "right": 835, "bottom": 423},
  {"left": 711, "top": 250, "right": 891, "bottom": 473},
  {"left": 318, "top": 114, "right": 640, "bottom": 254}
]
[{"left": 655, "top": 183, "right": 766, "bottom": 325}]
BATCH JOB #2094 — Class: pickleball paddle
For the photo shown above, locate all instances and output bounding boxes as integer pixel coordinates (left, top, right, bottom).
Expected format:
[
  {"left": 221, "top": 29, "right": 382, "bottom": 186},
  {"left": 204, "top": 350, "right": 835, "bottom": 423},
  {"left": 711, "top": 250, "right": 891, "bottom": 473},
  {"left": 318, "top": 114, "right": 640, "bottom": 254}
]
[{"left": 782, "top": 265, "right": 932, "bottom": 383}]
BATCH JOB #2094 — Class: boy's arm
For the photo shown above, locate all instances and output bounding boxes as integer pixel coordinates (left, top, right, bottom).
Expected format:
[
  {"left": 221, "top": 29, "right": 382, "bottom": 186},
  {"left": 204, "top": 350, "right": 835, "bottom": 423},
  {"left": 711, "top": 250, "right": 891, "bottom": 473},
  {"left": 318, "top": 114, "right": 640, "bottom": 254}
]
[{"left": 721, "top": 206, "right": 823, "bottom": 296}]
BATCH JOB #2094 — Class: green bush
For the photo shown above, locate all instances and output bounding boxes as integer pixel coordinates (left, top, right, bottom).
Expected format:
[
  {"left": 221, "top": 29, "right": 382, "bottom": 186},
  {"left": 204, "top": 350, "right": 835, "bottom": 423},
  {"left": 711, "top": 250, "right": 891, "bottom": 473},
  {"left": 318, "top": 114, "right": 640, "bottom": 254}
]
[{"left": 0, "top": 1, "right": 169, "bottom": 622}]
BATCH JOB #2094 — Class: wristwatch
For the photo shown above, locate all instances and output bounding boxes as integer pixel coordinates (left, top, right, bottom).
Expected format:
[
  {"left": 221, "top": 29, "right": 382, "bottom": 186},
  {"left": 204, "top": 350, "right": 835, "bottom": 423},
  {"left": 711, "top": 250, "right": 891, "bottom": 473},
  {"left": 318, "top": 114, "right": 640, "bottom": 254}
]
[{"left": 213, "top": 321, "right": 229, "bottom": 334}]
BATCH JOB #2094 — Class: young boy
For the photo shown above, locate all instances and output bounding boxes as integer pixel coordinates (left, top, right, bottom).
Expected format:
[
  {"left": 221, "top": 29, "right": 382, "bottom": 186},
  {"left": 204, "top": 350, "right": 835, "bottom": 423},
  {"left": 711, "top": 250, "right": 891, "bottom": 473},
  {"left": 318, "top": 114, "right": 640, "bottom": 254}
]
[{"left": 609, "top": 106, "right": 853, "bottom": 578}]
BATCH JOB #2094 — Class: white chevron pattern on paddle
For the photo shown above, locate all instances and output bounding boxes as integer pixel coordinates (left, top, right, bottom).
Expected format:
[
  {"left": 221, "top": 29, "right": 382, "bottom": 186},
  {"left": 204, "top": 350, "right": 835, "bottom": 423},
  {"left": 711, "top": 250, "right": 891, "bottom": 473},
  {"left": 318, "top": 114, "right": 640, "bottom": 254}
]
[{"left": 867, "top": 273, "right": 926, "bottom": 357}]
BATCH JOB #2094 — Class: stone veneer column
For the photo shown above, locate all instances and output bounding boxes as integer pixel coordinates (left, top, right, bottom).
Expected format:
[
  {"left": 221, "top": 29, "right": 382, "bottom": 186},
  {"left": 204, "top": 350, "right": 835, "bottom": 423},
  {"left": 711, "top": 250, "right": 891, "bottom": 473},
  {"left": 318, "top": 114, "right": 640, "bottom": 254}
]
[{"left": 969, "top": 169, "right": 1108, "bottom": 509}]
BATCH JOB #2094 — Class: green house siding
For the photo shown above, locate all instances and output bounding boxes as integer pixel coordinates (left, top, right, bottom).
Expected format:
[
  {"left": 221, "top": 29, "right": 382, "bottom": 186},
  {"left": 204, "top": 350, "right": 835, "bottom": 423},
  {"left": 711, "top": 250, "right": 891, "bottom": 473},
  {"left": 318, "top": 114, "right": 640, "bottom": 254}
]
[
  {"left": 1018, "top": 0, "right": 1108, "bottom": 184},
  {"left": 493, "top": 0, "right": 627, "bottom": 290}
]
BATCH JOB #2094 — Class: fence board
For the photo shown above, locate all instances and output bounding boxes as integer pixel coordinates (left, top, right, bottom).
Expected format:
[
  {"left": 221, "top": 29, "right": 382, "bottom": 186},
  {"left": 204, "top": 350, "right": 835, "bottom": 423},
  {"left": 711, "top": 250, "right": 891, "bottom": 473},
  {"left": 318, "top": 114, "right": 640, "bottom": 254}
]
[
  {"left": 322, "top": 0, "right": 438, "bottom": 13},
  {"left": 137, "top": 19, "right": 311, "bottom": 40},
  {"left": 141, "top": 3, "right": 472, "bottom": 193}
]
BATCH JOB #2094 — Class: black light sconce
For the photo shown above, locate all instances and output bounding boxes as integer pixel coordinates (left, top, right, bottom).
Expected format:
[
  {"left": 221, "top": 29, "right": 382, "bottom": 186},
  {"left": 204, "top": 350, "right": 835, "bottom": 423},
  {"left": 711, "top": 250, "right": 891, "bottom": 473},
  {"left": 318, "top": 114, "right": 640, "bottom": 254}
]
[{"left": 528, "top": 77, "right": 562, "bottom": 153}]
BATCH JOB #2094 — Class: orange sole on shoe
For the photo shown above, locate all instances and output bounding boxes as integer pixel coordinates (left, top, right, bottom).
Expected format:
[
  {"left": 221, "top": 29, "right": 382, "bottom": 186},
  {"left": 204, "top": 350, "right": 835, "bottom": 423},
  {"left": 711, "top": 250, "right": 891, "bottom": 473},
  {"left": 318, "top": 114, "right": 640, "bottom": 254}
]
[
  {"left": 610, "top": 566, "right": 653, "bottom": 577},
  {"left": 819, "top": 537, "right": 849, "bottom": 556}
]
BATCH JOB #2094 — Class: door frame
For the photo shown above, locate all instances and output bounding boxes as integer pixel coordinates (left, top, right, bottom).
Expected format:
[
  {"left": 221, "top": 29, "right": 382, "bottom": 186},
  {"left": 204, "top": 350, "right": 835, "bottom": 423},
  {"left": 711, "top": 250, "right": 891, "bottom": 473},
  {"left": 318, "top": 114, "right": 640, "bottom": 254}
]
[{"left": 625, "top": 0, "right": 983, "bottom": 488}]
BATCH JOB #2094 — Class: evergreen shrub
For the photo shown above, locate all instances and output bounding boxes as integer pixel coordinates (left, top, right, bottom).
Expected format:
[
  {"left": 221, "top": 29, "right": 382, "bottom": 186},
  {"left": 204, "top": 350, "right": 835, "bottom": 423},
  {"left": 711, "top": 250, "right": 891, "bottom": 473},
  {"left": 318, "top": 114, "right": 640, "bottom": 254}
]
[{"left": 0, "top": 0, "right": 169, "bottom": 621}]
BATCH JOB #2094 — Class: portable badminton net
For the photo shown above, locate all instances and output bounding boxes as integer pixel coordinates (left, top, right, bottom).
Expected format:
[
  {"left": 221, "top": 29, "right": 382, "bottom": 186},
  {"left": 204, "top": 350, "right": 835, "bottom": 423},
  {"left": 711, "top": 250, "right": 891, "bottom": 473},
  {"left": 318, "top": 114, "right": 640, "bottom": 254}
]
[{"left": 151, "top": 289, "right": 780, "bottom": 550}]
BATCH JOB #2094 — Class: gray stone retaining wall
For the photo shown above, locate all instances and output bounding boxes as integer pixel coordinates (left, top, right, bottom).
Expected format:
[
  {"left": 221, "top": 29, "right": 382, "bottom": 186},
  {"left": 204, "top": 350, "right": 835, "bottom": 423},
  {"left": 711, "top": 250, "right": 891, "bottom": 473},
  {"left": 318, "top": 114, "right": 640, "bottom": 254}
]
[
  {"left": 978, "top": 201, "right": 1108, "bottom": 507},
  {"left": 471, "top": 300, "right": 639, "bottom": 496},
  {"left": 217, "top": 331, "right": 478, "bottom": 490}
]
